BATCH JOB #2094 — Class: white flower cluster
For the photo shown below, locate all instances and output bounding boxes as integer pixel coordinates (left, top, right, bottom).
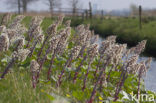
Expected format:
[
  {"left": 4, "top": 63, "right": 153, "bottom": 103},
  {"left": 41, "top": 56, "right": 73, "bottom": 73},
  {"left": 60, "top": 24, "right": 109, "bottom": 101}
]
[
  {"left": 65, "top": 20, "right": 71, "bottom": 27},
  {"left": 71, "top": 46, "right": 81, "bottom": 60},
  {"left": 1, "top": 15, "right": 27, "bottom": 48},
  {"left": 13, "top": 37, "right": 25, "bottom": 50},
  {"left": 1, "top": 13, "right": 12, "bottom": 25},
  {"left": 106, "top": 36, "right": 117, "bottom": 44},
  {"left": 12, "top": 49, "right": 30, "bottom": 62},
  {"left": 2, "top": 29, "right": 17, "bottom": 41},
  {"left": 27, "top": 16, "right": 43, "bottom": 42},
  {"left": 87, "top": 43, "right": 99, "bottom": 60},
  {"left": 49, "top": 35, "right": 61, "bottom": 53},
  {"left": 15, "top": 23, "right": 27, "bottom": 35},
  {"left": 55, "top": 15, "right": 64, "bottom": 25},
  {"left": 30, "top": 16, "right": 44, "bottom": 27},
  {"left": 46, "top": 23, "right": 58, "bottom": 36},
  {"left": 99, "top": 40, "right": 112, "bottom": 55},
  {"left": 56, "top": 27, "right": 71, "bottom": 55},
  {"left": 30, "top": 60, "right": 40, "bottom": 72},
  {"left": 35, "top": 34, "right": 45, "bottom": 44},
  {"left": 134, "top": 40, "right": 147, "bottom": 55},
  {"left": 128, "top": 57, "right": 152, "bottom": 75},
  {"left": 126, "top": 55, "right": 139, "bottom": 73},
  {"left": 90, "top": 35, "right": 99, "bottom": 44},
  {"left": 0, "top": 34, "right": 9, "bottom": 52},
  {"left": 9, "top": 15, "right": 25, "bottom": 29},
  {"left": 0, "top": 25, "right": 6, "bottom": 33}
]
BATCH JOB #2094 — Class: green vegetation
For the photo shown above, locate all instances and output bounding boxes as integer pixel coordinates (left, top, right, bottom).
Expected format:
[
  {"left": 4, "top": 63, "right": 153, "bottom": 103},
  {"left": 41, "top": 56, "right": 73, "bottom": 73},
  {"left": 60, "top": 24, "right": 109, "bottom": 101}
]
[
  {"left": 0, "top": 15, "right": 155, "bottom": 103},
  {"left": 70, "top": 17, "right": 156, "bottom": 57},
  {"left": 0, "top": 71, "right": 51, "bottom": 103}
]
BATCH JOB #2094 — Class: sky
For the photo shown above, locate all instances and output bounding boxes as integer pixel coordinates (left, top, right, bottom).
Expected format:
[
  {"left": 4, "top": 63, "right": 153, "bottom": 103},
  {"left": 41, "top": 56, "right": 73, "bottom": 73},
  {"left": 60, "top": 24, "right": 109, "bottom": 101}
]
[{"left": 0, "top": 0, "right": 156, "bottom": 12}]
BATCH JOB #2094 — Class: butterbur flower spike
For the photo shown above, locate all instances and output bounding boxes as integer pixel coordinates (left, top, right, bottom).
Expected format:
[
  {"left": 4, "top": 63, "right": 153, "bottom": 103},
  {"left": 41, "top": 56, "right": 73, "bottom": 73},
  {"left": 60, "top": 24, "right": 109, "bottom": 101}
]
[
  {"left": 0, "top": 25, "right": 6, "bottom": 32},
  {"left": 90, "top": 35, "right": 99, "bottom": 44},
  {"left": 1, "top": 49, "right": 30, "bottom": 78},
  {"left": 9, "top": 15, "right": 25, "bottom": 29},
  {"left": 0, "top": 58, "right": 15, "bottom": 78},
  {"left": 29, "top": 34, "right": 44, "bottom": 57},
  {"left": 56, "top": 14, "right": 64, "bottom": 25},
  {"left": 49, "top": 35, "right": 61, "bottom": 53},
  {"left": 87, "top": 43, "right": 99, "bottom": 60},
  {"left": 0, "top": 34, "right": 9, "bottom": 52},
  {"left": 36, "top": 34, "right": 44, "bottom": 44},
  {"left": 46, "top": 23, "right": 58, "bottom": 36},
  {"left": 13, "top": 38, "right": 25, "bottom": 51},
  {"left": 106, "top": 35, "right": 117, "bottom": 44},
  {"left": 71, "top": 46, "right": 81, "bottom": 60},
  {"left": 133, "top": 40, "right": 147, "bottom": 55},
  {"left": 137, "top": 61, "right": 146, "bottom": 99},
  {"left": 65, "top": 20, "right": 71, "bottom": 27},
  {"left": 57, "top": 46, "right": 81, "bottom": 86},
  {"left": 12, "top": 49, "right": 30, "bottom": 62},
  {"left": 30, "top": 60, "right": 40, "bottom": 72},
  {"left": 37, "top": 24, "right": 58, "bottom": 58},
  {"left": 30, "top": 60, "right": 40, "bottom": 88},
  {"left": 145, "top": 57, "right": 152, "bottom": 70},
  {"left": 36, "top": 35, "right": 61, "bottom": 80},
  {"left": 46, "top": 32, "right": 69, "bottom": 80}
]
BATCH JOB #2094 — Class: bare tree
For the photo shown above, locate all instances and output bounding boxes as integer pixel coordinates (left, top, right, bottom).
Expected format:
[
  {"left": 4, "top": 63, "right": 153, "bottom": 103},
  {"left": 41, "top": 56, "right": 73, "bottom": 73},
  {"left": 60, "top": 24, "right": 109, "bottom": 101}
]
[
  {"left": 44, "top": 0, "right": 62, "bottom": 17},
  {"left": 21, "top": 0, "right": 39, "bottom": 13},
  {"left": 6, "top": 0, "right": 38, "bottom": 13},
  {"left": 5, "top": 0, "right": 21, "bottom": 14},
  {"left": 69, "top": 0, "right": 80, "bottom": 16}
]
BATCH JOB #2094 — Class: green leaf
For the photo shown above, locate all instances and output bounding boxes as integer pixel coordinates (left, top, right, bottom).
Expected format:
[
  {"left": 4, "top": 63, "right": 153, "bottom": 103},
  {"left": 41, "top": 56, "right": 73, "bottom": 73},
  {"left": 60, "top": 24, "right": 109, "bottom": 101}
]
[
  {"left": 1, "top": 58, "right": 8, "bottom": 63},
  {"left": 46, "top": 93, "right": 55, "bottom": 101},
  {"left": 36, "top": 43, "right": 42, "bottom": 48}
]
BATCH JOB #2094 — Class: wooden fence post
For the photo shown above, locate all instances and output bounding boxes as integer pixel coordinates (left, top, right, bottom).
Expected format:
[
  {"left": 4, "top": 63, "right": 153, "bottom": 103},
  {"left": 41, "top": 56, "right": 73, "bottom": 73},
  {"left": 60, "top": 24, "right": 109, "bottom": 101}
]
[
  {"left": 139, "top": 5, "right": 142, "bottom": 30},
  {"left": 101, "top": 10, "right": 104, "bottom": 20},
  {"left": 18, "top": 0, "right": 21, "bottom": 14},
  {"left": 89, "top": 2, "right": 92, "bottom": 19}
]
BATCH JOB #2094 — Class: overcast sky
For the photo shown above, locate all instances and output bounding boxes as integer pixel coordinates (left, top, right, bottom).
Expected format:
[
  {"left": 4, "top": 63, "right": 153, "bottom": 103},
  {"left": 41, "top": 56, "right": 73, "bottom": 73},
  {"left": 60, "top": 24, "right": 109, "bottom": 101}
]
[{"left": 0, "top": 0, "right": 156, "bottom": 12}]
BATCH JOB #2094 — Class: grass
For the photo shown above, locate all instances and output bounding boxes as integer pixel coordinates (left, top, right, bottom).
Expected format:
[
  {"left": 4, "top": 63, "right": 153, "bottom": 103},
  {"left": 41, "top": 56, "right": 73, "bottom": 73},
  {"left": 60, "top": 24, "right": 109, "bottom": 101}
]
[
  {"left": 41, "top": 17, "right": 53, "bottom": 33},
  {"left": 22, "top": 16, "right": 32, "bottom": 28},
  {"left": 0, "top": 71, "right": 51, "bottom": 103}
]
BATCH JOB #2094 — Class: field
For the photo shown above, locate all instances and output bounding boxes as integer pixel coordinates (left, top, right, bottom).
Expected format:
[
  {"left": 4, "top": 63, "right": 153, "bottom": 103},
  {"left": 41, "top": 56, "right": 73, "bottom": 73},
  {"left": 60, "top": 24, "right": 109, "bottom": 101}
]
[
  {"left": 70, "top": 17, "right": 156, "bottom": 57},
  {"left": 0, "top": 14, "right": 155, "bottom": 103}
]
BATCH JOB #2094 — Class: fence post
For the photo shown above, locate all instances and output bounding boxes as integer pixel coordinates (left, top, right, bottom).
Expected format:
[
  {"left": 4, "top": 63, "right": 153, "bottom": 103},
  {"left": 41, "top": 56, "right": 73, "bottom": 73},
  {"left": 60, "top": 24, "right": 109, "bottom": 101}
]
[
  {"left": 18, "top": 0, "right": 21, "bottom": 14},
  {"left": 89, "top": 2, "right": 92, "bottom": 19},
  {"left": 139, "top": 5, "right": 142, "bottom": 30}
]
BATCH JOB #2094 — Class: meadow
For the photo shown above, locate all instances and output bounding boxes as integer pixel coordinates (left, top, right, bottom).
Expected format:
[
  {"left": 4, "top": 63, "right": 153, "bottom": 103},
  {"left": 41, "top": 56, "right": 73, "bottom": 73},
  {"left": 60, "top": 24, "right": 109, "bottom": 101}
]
[{"left": 0, "top": 14, "right": 155, "bottom": 103}]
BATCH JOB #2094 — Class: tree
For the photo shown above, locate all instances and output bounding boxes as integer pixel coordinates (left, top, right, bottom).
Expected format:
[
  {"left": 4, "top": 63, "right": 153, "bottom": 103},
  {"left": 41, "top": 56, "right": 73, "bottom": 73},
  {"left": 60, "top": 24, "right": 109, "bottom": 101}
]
[
  {"left": 69, "top": 0, "right": 80, "bottom": 16},
  {"left": 5, "top": 0, "right": 21, "bottom": 14},
  {"left": 44, "top": 0, "right": 62, "bottom": 17},
  {"left": 6, "top": 0, "right": 38, "bottom": 13},
  {"left": 21, "top": 0, "right": 39, "bottom": 13}
]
